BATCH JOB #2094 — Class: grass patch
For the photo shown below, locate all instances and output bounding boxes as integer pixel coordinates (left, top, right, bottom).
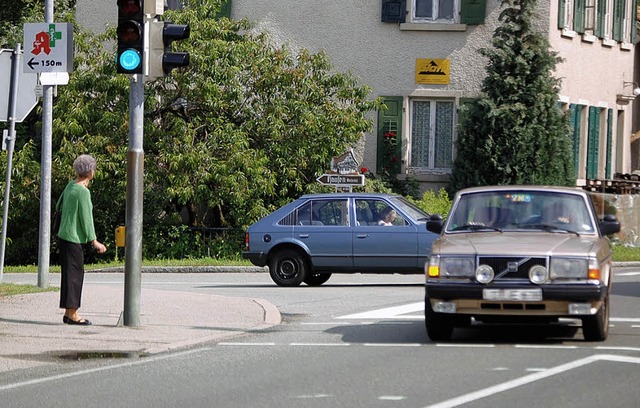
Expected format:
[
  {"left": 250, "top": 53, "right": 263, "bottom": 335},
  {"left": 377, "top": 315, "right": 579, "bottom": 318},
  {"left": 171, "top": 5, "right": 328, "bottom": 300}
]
[
  {"left": 0, "top": 283, "right": 58, "bottom": 297},
  {"left": 611, "top": 244, "right": 640, "bottom": 262}
]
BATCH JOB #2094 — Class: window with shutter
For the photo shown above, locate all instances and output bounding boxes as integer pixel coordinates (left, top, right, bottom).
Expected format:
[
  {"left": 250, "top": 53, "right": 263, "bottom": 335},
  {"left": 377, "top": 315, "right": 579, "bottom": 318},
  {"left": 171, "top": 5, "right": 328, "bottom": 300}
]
[
  {"left": 460, "top": 0, "right": 486, "bottom": 24},
  {"left": 605, "top": 109, "right": 613, "bottom": 179},
  {"left": 570, "top": 104, "right": 582, "bottom": 176},
  {"left": 377, "top": 97, "right": 404, "bottom": 175},
  {"left": 382, "top": 0, "right": 407, "bottom": 22},
  {"left": 574, "top": 0, "right": 586, "bottom": 32},
  {"left": 586, "top": 106, "right": 600, "bottom": 179},
  {"left": 408, "top": 99, "right": 455, "bottom": 173},
  {"left": 594, "top": 0, "right": 607, "bottom": 37},
  {"left": 612, "top": 0, "right": 624, "bottom": 41},
  {"left": 558, "top": 0, "right": 567, "bottom": 28}
]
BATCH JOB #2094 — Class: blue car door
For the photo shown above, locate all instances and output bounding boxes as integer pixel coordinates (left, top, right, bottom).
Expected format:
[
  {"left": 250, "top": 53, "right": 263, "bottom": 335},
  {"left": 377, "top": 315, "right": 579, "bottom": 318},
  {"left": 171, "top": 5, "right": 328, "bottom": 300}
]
[
  {"left": 293, "top": 198, "right": 353, "bottom": 271},
  {"left": 352, "top": 199, "right": 419, "bottom": 272}
]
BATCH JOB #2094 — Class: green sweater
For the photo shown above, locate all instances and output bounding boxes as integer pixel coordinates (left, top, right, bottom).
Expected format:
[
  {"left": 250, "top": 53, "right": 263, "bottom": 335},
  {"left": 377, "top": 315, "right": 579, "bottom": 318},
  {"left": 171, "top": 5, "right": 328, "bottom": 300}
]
[{"left": 56, "top": 181, "right": 97, "bottom": 244}]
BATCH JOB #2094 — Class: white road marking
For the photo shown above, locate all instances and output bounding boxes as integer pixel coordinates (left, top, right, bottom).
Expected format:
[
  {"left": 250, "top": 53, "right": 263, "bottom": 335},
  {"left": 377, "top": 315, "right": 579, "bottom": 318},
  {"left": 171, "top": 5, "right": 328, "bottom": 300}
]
[
  {"left": 379, "top": 395, "right": 407, "bottom": 401},
  {"left": 337, "top": 303, "right": 640, "bottom": 323},
  {"left": 515, "top": 345, "right": 578, "bottom": 349},
  {"left": 617, "top": 271, "right": 640, "bottom": 276},
  {"left": 436, "top": 343, "right": 495, "bottom": 348},
  {"left": 0, "top": 348, "right": 208, "bottom": 391},
  {"left": 424, "top": 354, "right": 640, "bottom": 408},
  {"left": 336, "top": 302, "right": 423, "bottom": 319}
]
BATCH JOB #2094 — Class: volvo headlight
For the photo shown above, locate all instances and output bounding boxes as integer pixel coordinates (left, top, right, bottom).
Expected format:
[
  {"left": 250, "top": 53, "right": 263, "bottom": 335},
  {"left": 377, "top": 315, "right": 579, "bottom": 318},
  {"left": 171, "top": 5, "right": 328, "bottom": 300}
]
[
  {"left": 441, "top": 256, "right": 475, "bottom": 277},
  {"left": 550, "top": 257, "right": 589, "bottom": 279},
  {"left": 427, "top": 256, "right": 475, "bottom": 278},
  {"left": 476, "top": 264, "right": 494, "bottom": 284}
]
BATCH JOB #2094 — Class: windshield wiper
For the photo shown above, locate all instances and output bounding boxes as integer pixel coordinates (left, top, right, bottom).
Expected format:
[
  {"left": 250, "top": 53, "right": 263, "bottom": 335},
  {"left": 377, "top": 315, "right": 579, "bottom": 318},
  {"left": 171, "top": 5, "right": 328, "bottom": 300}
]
[
  {"left": 515, "top": 223, "right": 580, "bottom": 236},
  {"left": 450, "top": 224, "right": 502, "bottom": 232}
]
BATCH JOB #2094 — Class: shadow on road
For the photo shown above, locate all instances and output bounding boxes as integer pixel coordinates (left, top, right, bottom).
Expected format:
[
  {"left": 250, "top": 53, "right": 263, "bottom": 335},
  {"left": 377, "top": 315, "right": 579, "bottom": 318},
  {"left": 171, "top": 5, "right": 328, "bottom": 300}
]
[{"left": 325, "top": 320, "right": 583, "bottom": 345}]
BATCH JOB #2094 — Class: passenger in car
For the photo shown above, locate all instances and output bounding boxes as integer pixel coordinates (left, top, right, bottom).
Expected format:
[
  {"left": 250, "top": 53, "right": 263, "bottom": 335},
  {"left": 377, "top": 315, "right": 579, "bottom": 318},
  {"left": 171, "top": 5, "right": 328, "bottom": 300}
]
[{"left": 378, "top": 207, "right": 397, "bottom": 226}]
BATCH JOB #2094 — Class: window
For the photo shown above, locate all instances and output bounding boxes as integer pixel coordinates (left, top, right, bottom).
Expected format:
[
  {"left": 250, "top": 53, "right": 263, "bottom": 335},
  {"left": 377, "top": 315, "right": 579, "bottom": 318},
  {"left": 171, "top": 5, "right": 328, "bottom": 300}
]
[
  {"left": 355, "top": 199, "right": 407, "bottom": 226},
  {"left": 413, "top": 0, "right": 458, "bottom": 22},
  {"left": 408, "top": 99, "right": 455, "bottom": 173},
  {"left": 559, "top": 0, "right": 636, "bottom": 42}
]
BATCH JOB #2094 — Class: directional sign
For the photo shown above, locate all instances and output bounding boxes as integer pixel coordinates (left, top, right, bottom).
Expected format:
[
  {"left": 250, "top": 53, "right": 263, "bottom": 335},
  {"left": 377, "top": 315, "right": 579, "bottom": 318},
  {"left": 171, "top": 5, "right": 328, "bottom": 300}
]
[
  {"left": 0, "top": 49, "right": 38, "bottom": 122},
  {"left": 316, "top": 173, "right": 365, "bottom": 186},
  {"left": 23, "top": 23, "right": 73, "bottom": 73}
]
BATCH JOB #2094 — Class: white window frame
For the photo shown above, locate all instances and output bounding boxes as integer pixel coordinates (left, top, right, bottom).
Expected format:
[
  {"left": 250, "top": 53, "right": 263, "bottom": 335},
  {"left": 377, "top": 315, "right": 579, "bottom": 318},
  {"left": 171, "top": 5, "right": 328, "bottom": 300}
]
[
  {"left": 407, "top": 98, "right": 457, "bottom": 175},
  {"left": 412, "top": 0, "right": 459, "bottom": 23}
]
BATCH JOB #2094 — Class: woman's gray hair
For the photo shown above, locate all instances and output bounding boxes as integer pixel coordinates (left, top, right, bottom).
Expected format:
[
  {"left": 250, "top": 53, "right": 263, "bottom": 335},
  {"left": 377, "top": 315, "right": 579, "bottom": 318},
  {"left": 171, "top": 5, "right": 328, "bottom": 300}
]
[{"left": 73, "top": 154, "right": 97, "bottom": 178}]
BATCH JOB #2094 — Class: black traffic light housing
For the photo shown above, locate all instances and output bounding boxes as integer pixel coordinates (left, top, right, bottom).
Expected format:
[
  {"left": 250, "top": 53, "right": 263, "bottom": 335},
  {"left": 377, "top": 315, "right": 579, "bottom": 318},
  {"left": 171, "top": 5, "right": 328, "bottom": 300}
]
[
  {"left": 116, "top": 0, "right": 145, "bottom": 74},
  {"left": 146, "top": 20, "right": 190, "bottom": 79}
]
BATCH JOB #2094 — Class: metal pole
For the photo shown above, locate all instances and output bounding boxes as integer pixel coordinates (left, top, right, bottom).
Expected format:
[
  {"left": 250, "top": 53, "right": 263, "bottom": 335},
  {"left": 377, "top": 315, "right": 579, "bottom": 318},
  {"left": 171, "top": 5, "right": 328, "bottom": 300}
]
[
  {"left": 36, "top": 0, "right": 54, "bottom": 288},
  {"left": 0, "top": 45, "right": 23, "bottom": 283},
  {"left": 123, "top": 74, "right": 144, "bottom": 326}
]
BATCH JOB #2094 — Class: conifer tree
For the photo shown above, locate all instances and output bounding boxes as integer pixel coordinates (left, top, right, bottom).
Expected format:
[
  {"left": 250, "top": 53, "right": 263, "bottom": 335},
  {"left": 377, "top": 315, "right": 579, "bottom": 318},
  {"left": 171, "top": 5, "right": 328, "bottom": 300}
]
[{"left": 448, "top": 0, "right": 574, "bottom": 194}]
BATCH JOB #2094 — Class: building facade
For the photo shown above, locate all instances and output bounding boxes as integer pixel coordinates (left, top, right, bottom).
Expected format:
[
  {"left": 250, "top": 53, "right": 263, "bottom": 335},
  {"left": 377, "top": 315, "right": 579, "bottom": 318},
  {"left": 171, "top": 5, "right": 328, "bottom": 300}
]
[
  {"left": 77, "top": 0, "right": 639, "bottom": 191},
  {"left": 229, "top": 0, "right": 638, "bottom": 191}
]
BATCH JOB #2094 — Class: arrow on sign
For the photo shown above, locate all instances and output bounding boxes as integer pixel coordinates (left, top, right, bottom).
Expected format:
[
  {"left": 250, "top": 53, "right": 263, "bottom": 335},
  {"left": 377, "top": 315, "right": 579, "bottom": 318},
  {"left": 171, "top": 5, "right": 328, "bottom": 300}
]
[
  {"left": 316, "top": 173, "right": 365, "bottom": 186},
  {"left": 26, "top": 58, "right": 39, "bottom": 70}
]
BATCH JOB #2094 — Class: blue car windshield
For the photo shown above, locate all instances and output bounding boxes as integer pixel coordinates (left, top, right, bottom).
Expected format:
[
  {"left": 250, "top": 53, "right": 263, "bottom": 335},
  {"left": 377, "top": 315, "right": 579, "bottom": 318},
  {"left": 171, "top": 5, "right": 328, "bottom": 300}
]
[
  {"left": 388, "top": 196, "right": 430, "bottom": 222},
  {"left": 445, "top": 191, "right": 596, "bottom": 234}
]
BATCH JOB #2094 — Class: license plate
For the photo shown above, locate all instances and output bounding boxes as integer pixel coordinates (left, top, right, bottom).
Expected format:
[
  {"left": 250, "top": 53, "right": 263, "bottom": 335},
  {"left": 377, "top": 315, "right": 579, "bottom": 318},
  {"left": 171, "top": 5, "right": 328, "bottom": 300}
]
[{"left": 482, "top": 288, "right": 542, "bottom": 301}]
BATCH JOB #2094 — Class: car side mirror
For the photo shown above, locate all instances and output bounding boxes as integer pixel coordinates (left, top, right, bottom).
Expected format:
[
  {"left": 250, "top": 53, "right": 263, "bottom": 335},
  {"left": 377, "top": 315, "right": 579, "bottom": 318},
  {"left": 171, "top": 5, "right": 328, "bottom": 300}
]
[
  {"left": 599, "top": 214, "right": 621, "bottom": 236},
  {"left": 426, "top": 214, "right": 444, "bottom": 234}
]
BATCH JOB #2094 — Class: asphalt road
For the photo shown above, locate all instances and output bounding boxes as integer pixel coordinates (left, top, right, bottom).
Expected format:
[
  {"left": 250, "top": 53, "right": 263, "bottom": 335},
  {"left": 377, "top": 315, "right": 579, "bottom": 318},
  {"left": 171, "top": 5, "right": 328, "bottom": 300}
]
[{"left": 2, "top": 268, "right": 640, "bottom": 407}]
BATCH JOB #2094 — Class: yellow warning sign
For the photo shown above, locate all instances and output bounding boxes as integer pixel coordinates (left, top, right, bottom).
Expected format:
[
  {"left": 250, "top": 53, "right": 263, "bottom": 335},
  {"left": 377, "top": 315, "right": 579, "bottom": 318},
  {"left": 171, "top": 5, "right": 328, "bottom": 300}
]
[{"left": 416, "top": 59, "right": 450, "bottom": 84}]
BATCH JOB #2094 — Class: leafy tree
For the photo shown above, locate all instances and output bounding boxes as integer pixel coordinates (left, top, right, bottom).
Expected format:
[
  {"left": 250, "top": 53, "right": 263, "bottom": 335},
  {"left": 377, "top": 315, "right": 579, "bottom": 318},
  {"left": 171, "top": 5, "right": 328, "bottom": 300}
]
[
  {"left": 448, "top": 0, "right": 574, "bottom": 195},
  {"left": 145, "top": 1, "right": 381, "bottom": 230},
  {"left": 0, "top": 0, "right": 381, "bottom": 264}
]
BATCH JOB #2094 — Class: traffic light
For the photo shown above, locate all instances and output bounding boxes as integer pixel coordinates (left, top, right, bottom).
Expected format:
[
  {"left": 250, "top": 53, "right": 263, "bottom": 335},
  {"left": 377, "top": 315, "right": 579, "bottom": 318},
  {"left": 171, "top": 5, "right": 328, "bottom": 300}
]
[
  {"left": 146, "top": 20, "right": 190, "bottom": 79},
  {"left": 116, "top": 0, "right": 145, "bottom": 74}
]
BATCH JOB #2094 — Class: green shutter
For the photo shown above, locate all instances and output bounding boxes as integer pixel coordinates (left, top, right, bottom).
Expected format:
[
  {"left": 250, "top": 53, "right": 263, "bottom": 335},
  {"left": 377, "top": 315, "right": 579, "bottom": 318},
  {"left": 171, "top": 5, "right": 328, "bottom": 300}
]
[
  {"left": 460, "top": 0, "right": 486, "bottom": 25},
  {"left": 558, "top": 0, "right": 566, "bottom": 28},
  {"left": 632, "top": 0, "right": 638, "bottom": 42},
  {"left": 377, "top": 96, "right": 403, "bottom": 175},
  {"left": 216, "top": 0, "right": 232, "bottom": 18},
  {"left": 595, "top": 0, "right": 606, "bottom": 38},
  {"left": 573, "top": 0, "right": 586, "bottom": 33},
  {"left": 605, "top": 109, "right": 613, "bottom": 179},
  {"left": 613, "top": 0, "right": 625, "bottom": 41},
  {"left": 586, "top": 106, "right": 600, "bottom": 179},
  {"left": 570, "top": 104, "right": 581, "bottom": 174}
]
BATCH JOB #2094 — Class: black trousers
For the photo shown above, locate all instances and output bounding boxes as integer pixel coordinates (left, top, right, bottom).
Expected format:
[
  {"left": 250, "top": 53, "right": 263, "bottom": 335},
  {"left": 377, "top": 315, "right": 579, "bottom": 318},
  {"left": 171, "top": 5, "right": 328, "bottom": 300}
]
[{"left": 59, "top": 239, "right": 85, "bottom": 309}]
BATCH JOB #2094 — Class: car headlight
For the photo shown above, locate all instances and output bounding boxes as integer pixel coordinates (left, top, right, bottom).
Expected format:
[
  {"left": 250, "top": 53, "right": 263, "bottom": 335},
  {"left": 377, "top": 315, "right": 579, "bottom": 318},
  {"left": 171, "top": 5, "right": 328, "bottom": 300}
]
[
  {"left": 549, "top": 258, "right": 589, "bottom": 280},
  {"left": 475, "top": 264, "right": 494, "bottom": 284},
  {"left": 529, "top": 265, "right": 549, "bottom": 284},
  {"left": 426, "top": 256, "right": 475, "bottom": 278}
]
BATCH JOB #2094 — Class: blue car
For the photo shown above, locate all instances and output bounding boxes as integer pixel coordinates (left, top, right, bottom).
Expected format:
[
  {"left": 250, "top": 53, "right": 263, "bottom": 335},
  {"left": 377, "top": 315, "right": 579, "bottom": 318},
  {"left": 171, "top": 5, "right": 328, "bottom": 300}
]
[{"left": 243, "top": 193, "right": 439, "bottom": 286}]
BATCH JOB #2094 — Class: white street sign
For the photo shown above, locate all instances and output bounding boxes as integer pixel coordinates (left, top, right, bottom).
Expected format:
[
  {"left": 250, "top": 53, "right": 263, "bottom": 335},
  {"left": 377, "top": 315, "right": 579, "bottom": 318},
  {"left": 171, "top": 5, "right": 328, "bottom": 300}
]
[
  {"left": 0, "top": 49, "right": 38, "bottom": 123},
  {"left": 23, "top": 23, "right": 73, "bottom": 73}
]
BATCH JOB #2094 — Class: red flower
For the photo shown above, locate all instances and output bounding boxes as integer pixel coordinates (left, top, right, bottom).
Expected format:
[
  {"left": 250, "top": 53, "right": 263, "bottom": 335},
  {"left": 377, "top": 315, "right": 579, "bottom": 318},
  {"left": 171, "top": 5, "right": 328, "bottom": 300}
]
[
  {"left": 360, "top": 167, "right": 368, "bottom": 174},
  {"left": 391, "top": 156, "right": 398, "bottom": 162},
  {"left": 384, "top": 131, "right": 396, "bottom": 139}
]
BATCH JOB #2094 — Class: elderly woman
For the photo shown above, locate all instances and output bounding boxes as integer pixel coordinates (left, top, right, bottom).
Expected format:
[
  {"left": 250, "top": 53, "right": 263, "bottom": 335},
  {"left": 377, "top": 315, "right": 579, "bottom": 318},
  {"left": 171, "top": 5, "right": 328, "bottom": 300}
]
[{"left": 56, "top": 154, "right": 107, "bottom": 325}]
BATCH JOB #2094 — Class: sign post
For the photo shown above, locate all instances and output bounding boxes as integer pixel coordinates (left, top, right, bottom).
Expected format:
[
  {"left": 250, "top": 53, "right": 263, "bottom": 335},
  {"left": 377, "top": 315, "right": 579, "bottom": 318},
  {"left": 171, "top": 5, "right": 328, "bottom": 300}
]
[{"left": 0, "top": 45, "right": 30, "bottom": 282}]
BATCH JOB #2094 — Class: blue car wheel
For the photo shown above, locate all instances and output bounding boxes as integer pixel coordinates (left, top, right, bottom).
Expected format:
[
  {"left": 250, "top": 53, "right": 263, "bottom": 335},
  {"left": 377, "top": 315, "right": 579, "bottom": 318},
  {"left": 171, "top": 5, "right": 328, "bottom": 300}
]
[{"left": 269, "top": 248, "right": 308, "bottom": 287}]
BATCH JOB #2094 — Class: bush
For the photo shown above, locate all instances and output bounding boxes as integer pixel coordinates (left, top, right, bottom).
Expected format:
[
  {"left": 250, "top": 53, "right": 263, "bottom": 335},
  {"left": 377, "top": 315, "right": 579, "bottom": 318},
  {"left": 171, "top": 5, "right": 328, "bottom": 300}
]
[{"left": 409, "top": 188, "right": 452, "bottom": 218}]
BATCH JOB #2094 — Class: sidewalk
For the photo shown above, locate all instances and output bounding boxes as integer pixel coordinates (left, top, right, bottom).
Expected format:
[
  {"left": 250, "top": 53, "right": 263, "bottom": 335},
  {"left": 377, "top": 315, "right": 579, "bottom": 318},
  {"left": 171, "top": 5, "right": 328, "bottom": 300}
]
[{"left": 0, "top": 284, "right": 280, "bottom": 374}]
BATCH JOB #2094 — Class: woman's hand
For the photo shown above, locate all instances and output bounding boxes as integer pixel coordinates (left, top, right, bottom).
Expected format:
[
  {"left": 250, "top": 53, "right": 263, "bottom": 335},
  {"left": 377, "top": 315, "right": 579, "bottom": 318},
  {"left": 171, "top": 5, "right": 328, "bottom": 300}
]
[{"left": 92, "top": 240, "right": 107, "bottom": 254}]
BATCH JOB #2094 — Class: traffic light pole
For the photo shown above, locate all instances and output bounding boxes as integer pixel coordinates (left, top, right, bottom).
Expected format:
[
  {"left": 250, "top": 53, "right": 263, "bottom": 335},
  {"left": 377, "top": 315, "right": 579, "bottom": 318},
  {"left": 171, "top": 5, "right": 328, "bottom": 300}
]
[{"left": 123, "top": 74, "right": 144, "bottom": 327}]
